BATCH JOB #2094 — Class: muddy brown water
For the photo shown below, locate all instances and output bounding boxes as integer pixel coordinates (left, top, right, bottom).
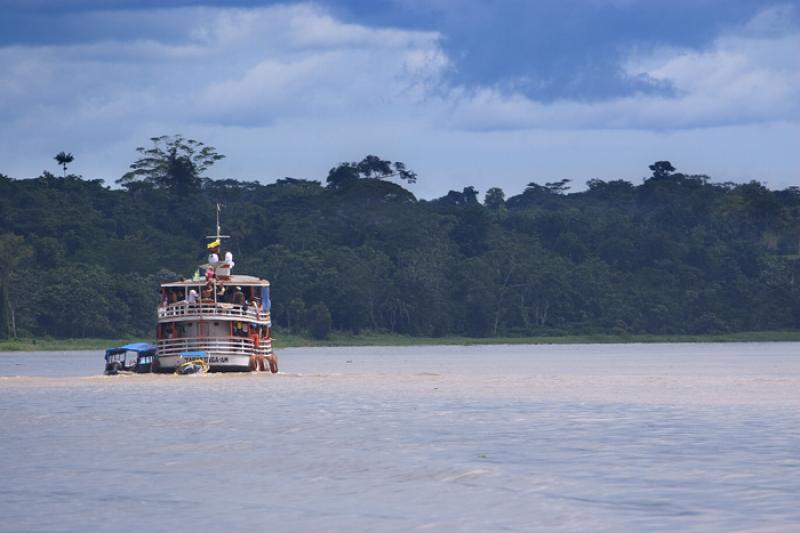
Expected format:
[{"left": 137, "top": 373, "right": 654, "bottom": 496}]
[{"left": 2, "top": 343, "right": 799, "bottom": 532}]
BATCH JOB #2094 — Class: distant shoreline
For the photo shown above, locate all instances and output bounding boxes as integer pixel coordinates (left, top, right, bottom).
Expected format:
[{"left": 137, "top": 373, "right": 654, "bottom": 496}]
[{"left": 2, "top": 331, "right": 800, "bottom": 351}]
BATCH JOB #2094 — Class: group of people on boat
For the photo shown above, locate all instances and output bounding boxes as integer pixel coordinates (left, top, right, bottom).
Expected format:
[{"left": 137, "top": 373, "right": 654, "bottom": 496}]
[
  {"left": 108, "top": 205, "right": 279, "bottom": 374},
  {"left": 189, "top": 282, "right": 259, "bottom": 308},
  {"left": 206, "top": 239, "right": 233, "bottom": 279},
  {"left": 160, "top": 240, "right": 260, "bottom": 311}
]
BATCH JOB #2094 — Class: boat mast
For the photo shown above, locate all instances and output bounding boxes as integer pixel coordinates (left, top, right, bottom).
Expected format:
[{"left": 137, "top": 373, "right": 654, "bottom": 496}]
[
  {"left": 206, "top": 204, "right": 230, "bottom": 304},
  {"left": 206, "top": 203, "right": 230, "bottom": 244}
]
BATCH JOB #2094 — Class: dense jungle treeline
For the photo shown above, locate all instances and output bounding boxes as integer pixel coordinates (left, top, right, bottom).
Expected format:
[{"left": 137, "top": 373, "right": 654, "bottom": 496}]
[{"left": 1, "top": 142, "right": 799, "bottom": 340}]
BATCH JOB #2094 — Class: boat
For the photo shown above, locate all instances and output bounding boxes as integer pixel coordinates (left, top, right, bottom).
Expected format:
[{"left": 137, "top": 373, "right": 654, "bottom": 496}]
[
  {"left": 174, "top": 352, "right": 210, "bottom": 375},
  {"left": 104, "top": 342, "right": 156, "bottom": 375},
  {"left": 152, "top": 206, "right": 278, "bottom": 373}
]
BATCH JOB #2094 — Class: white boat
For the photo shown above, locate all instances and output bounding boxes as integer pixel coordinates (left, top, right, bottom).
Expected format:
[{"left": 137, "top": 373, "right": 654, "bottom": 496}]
[{"left": 152, "top": 207, "right": 277, "bottom": 373}]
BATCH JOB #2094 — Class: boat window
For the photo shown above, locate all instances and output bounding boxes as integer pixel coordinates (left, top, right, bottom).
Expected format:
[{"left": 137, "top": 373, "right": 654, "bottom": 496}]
[{"left": 159, "top": 323, "right": 177, "bottom": 339}]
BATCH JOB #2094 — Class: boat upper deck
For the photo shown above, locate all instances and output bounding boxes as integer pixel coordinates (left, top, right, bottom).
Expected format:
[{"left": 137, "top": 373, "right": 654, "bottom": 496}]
[
  {"left": 159, "top": 274, "right": 271, "bottom": 324},
  {"left": 158, "top": 302, "right": 270, "bottom": 323},
  {"left": 160, "top": 274, "right": 270, "bottom": 288}
]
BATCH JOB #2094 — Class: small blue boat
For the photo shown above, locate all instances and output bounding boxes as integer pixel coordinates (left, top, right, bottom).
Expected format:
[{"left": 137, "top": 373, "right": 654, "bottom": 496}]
[{"left": 104, "top": 343, "right": 157, "bottom": 375}]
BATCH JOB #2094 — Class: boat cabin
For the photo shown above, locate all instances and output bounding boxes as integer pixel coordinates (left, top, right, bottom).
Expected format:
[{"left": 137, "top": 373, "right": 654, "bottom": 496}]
[
  {"left": 104, "top": 342, "right": 156, "bottom": 374},
  {"left": 155, "top": 274, "right": 273, "bottom": 369}
]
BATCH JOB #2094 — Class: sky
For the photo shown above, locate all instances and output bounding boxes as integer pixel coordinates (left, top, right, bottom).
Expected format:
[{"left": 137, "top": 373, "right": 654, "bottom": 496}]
[{"left": 1, "top": 0, "right": 798, "bottom": 198}]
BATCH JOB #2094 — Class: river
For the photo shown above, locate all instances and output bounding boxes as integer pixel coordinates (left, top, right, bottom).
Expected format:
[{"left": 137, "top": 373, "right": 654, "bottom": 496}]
[{"left": 1, "top": 343, "right": 799, "bottom": 532}]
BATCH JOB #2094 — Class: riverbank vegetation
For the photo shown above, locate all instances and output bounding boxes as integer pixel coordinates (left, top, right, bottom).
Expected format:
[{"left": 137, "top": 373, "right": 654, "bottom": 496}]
[
  {"left": 1, "top": 139, "right": 799, "bottom": 342},
  {"left": 3, "top": 330, "right": 800, "bottom": 352}
]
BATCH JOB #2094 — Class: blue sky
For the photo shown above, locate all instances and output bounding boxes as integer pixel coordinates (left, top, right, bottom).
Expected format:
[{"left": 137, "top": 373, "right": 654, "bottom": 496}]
[{"left": 1, "top": 0, "right": 798, "bottom": 197}]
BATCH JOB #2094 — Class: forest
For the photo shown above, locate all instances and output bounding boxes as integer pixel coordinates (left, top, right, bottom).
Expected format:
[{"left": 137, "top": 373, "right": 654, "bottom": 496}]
[{"left": 1, "top": 135, "right": 799, "bottom": 340}]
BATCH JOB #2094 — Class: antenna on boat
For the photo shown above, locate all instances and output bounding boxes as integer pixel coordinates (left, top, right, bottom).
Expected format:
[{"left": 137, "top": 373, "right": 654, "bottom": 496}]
[{"left": 206, "top": 203, "right": 230, "bottom": 243}]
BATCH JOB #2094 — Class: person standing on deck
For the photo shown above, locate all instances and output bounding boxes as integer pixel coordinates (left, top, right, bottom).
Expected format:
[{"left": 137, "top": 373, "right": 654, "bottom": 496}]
[
  {"left": 233, "top": 286, "right": 245, "bottom": 308},
  {"left": 208, "top": 240, "right": 220, "bottom": 266},
  {"left": 207, "top": 239, "right": 221, "bottom": 280}
]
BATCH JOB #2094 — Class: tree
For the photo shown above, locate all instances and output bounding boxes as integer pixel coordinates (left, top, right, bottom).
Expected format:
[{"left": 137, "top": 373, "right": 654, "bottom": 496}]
[
  {"left": 326, "top": 155, "right": 417, "bottom": 189},
  {"left": 436, "top": 186, "right": 480, "bottom": 207},
  {"left": 484, "top": 187, "right": 506, "bottom": 210},
  {"left": 545, "top": 179, "right": 571, "bottom": 194},
  {"left": 117, "top": 135, "right": 225, "bottom": 195},
  {"left": 54, "top": 152, "right": 74, "bottom": 177},
  {"left": 586, "top": 178, "right": 635, "bottom": 199},
  {"left": 0, "top": 234, "right": 32, "bottom": 339},
  {"left": 286, "top": 298, "right": 306, "bottom": 333},
  {"left": 649, "top": 161, "right": 676, "bottom": 180},
  {"left": 505, "top": 181, "right": 561, "bottom": 209},
  {"left": 307, "top": 302, "right": 332, "bottom": 339},
  {"left": 3, "top": 146, "right": 800, "bottom": 340},
  {"left": 461, "top": 186, "right": 479, "bottom": 204}
]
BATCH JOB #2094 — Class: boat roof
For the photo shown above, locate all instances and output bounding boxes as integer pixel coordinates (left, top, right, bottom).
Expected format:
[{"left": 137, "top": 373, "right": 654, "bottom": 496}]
[
  {"left": 105, "top": 342, "right": 157, "bottom": 356},
  {"left": 160, "top": 274, "right": 270, "bottom": 288}
]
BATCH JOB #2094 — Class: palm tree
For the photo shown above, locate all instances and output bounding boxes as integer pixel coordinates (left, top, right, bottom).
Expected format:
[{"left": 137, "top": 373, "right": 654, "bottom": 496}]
[{"left": 54, "top": 152, "right": 74, "bottom": 177}]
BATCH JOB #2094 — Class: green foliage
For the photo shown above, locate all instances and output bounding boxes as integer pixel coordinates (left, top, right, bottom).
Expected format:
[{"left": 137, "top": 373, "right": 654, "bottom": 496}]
[
  {"left": 54, "top": 152, "right": 74, "bottom": 177},
  {"left": 1, "top": 156, "right": 799, "bottom": 340},
  {"left": 0, "top": 233, "right": 32, "bottom": 338},
  {"left": 326, "top": 155, "right": 417, "bottom": 189},
  {"left": 649, "top": 160, "right": 676, "bottom": 179},
  {"left": 307, "top": 302, "right": 332, "bottom": 340},
  {"left": 117, "top": 135, "right": 224, "bottom": 195},
  {"left": 484, "top": 187, "right": 506, "bottom": 210}
]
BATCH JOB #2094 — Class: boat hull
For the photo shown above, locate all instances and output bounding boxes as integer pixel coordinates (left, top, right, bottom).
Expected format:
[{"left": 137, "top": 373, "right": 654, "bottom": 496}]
[{"left": 154, "top": 336, "right": 274, "bottom": 373}]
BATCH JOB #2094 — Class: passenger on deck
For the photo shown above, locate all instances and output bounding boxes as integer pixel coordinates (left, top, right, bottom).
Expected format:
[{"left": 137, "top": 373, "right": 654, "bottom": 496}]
[
  {"left": 201, "top": 281, "right": 213, "bottom": 300},
  {"left": 208, "top": 240, "right": 220, "bottom": 266},
  {"left": 232, "top": 286, "right": 245, "bottom": 306},
  {"left": 224, "top": 250, "right": 234, "bottom": 269},
  {"left": 187, "top": 289, "right": 199, "bottom": 305}
]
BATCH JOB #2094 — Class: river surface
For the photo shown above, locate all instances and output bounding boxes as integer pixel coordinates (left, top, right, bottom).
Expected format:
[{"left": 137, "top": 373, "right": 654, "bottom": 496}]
[{"left": 1, "top": 343, "right": 799, "bottom": 532}]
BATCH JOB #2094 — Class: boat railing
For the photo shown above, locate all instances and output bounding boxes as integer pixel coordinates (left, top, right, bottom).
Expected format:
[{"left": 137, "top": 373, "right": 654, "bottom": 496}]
[
  {"left": 254, "top": 342, "right": 273, "bottom": 357},
  {"left": 157, "top": 336, "right": 255, "bottom": 358},
  {"left": 158, "top": 302, "right": 269, "bottom": 322}
]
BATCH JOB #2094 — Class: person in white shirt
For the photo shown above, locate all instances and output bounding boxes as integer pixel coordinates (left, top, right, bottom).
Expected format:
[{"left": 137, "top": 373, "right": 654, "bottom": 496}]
[
  {"left": 187, "top": 289, "right": 199, "bottom": 304},
  {"left": 224, "top": 250, "right": 234, "bottom": 269},
  {"left": 209, "top": 250, "right": 219, "bottom": 265}
]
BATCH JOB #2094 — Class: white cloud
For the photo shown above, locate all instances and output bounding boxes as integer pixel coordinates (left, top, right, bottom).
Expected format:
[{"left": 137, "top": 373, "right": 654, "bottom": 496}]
[
  {"left": 0, "top": 4, "right": 447, "bottom": 127},
  {"left": 742, "top": 4, "right": 799, "bottom": 36},
  {"left": 440, "top": 9, "right": 800, "bottom": 131},
  {"left": 622, "top": 31, "right": 800, "bottom": 128}
]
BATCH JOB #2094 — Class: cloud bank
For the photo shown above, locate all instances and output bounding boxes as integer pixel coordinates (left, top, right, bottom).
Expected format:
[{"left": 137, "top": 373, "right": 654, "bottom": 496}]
[{"left": 0, "top": 2, "right": 798, "bottom": 194}]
